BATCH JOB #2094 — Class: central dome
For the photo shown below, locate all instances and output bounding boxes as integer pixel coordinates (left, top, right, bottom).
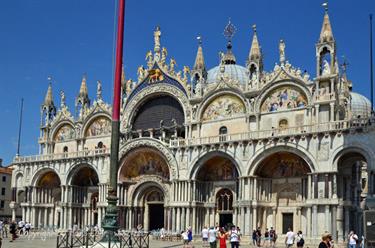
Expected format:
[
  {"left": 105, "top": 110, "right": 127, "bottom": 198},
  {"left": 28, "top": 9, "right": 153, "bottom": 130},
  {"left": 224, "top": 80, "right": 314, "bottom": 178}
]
[
  {"left": 207, "top": 64, "right": 248, "bottom": 85},
  {"left": 350, "top": 92, "right": 372, "bottom": 118}
]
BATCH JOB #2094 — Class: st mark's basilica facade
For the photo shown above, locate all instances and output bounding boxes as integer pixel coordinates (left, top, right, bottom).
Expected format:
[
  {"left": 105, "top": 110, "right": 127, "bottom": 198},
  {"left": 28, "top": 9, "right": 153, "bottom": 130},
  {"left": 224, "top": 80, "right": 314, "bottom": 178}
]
[{"left": 9, "top": 7, "right": 375, "bottom": 243}]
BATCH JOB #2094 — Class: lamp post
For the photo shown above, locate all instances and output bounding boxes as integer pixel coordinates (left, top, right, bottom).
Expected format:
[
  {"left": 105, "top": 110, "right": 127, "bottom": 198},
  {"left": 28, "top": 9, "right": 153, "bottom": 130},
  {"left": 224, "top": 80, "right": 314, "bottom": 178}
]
[{"left": 102, "top": 0, "right": 126, "bottom": 234}]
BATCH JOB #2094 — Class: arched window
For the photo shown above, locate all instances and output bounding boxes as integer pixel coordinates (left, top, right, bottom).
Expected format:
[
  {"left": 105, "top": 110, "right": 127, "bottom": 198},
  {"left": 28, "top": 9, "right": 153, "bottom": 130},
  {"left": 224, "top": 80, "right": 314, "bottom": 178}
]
[
  {"left": 219, "top": 126, "right": 228, "bottom": 142},
  {"left": 216, "top": 189, "right": 233, "bottom": 212},
  {"left": 279, "top": 119, "right": 288, "bottom": 129},
  {"left": 63, "top": 146, "right": 68, "bottom": 153}
]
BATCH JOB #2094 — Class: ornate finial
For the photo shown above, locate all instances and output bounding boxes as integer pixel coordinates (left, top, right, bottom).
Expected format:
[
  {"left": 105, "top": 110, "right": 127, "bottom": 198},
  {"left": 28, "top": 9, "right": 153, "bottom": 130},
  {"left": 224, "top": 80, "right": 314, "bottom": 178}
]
[
  {"left": 60, "top": 90, "right": 66, "bottom": 108},
  {"left": 223, "top": 18, "right": 237, "bottom": 42},
  {"left": 97, "top": 80, "right": 102, "bottom": 101},
  {"left": 279, "top": 39, "right": 286, "bottom": 64},
  {"left": 197, "top": 35, "right": 202, "bottom": 45},
  {"left": 47, "top": 75, "right": 53, "bottom": 83},
  {"left": 252, "top": 24, "right": 257, "bottom": 32},
  {"left": 322, "top": 2, "right": 328, "bottom": 12}
]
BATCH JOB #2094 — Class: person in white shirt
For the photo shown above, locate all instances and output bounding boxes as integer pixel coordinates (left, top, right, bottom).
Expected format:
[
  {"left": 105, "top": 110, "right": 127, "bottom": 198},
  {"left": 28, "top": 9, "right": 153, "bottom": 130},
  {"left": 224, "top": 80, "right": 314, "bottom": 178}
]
[
  {"left": 208, "top": 226, "right": 217, "bottom": 248},
  {"left": 202, "top": 226, "right": 209, "bottom": 247},
  {"left": 285, "top": 228, "right": 295, "bottom": 248},
  {"left": 348, "top": 230, "right": 358, "bottom": 248},
  {"left": 229, "top": 226, "right": 240, "bottom": 248}
]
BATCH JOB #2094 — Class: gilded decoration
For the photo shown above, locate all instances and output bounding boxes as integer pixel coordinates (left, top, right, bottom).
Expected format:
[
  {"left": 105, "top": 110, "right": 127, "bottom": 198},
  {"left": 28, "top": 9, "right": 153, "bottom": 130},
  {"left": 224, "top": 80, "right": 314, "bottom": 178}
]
[
  {"left": 119, "top": 148, "right": 170, "bottom": 181},
  {"left": 202, "top": 95, "right": 245, "bottom": 121},
  {"left": 37, "top": 171, "right": 60, "bottom": 188},
  {"left": 197, "top": 156, "right": 238, "bottom": 181},
  {"left": 261, "top": 86, "right": 307, "bottom": 112},
  {"left": 54, "top": 124, "right": 75, "bottom": 142},
  {"left": 85, "top": 117, "right": 111, "bottom": 137},
  {"left": 256, "top": 152, "right": 310, "bottom": 178}
]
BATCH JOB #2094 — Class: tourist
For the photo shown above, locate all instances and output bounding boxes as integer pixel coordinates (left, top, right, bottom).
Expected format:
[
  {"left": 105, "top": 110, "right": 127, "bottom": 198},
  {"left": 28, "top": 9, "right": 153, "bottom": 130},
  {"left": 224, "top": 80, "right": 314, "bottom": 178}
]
[
  {"left": 208, "top": 226, "right": 217, "bottom": 248},
  {"left": 182, "top": 230, "right": 189, "bottom": 246},
  {"left": 348, "top": 231, "right": 358, "bottom": 248},
  {"left": 18, "top": 220, "right": 24, "bottom": 235},
  {"left": 202, "top": 226, "right": 209, "bottom": 247},
  {"left": 229, "top": 226, "right": 240, "bottom": 248},
  {"left": 285, "top": 227, "right": 295, "bottom": 248},
  {"left": 319, "top": 233, "right": 332, "bottom": 248},
  {"left": 256, "top": 227, "right": 262, "bottom": 247},
  {"left": 188, "top": 226, "right": 193, "bottom": 243},
  {"left": 219, "top": 228, "right": 228, "bottom": 248},
  {"left": 270, "top": 227, "right": 277, "bottom": 248},
  {"left": 296, "top": 231, "right": 304, "bottom": 248},
  {"left": 0, "top": 220, "right": 3, "bottom": 238},
  {"left": 9, "top": 221, "right": 17, "bottom": 242},
  {"left": 252, "top": 230, "right": 257, "bottom": 246},
  {"left": 264, "top": 228, "right": 270, "bottom": 247}
]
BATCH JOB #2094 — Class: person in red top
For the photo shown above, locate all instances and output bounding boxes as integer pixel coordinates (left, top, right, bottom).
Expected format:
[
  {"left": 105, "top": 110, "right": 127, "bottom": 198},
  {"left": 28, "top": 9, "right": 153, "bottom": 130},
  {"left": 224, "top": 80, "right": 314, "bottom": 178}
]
[{"left": 219, "top": 228, "right": 228, "bottom": 248}]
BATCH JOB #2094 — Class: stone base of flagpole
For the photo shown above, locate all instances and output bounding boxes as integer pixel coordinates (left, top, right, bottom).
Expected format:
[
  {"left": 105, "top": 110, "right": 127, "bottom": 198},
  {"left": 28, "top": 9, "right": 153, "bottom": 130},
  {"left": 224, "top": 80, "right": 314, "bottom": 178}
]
[{"left": 100, "top": 189, "right": 119, "bottom": 243}]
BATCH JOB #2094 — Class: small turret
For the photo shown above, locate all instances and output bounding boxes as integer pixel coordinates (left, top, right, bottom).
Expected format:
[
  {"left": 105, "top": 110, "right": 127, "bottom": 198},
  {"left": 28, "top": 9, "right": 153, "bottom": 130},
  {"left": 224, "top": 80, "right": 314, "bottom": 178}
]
[
  {"left": 247, "top": 24, "right": 263, "bottom": 81},
  {"left": 191, "top": 36, "right": 207, "bottom": 86},
  {"left": 75, "top": 74, "right": 90, "bottom": 117},
  {"left": 40, "top": 81, "right": 56, "bottom": 125}
]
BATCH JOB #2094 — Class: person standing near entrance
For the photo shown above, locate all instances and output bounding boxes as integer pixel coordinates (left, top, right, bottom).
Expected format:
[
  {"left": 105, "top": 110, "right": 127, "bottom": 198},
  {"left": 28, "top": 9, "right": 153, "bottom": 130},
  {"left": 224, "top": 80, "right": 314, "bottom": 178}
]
[
  {"left": 209, "top": 226, "right": 218, "bottom": 248},
  {"left": 348, "top": 231, "right": 358, "bottom": 248},
  {"left": 285, "top": 227, "right": 295, "bottom": 248},
  {"left": 219, "top": 228, "right": 228, "bottom": 248},
  {"left": 229, "top": 226, "right": 240, "bottom": 248},
  {"left": 269, "top": 227, "right": 277, "bottom": 248},
  {"left": 202, "top": 226, "right": 209, "bottom": 247}
]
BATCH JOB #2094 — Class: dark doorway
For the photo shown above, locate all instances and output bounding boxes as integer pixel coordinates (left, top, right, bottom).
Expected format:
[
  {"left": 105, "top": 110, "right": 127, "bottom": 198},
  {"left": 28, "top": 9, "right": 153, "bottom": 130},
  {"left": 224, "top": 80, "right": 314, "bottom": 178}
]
[
  {"left": 282, "top": 213, "right": 293, "bottom": 234},
  {"left": 219, "top": 213, "right": 233, "bottom": 229},
  {"left": 149, "top": 204, "right": 164, "bottom": 230}
]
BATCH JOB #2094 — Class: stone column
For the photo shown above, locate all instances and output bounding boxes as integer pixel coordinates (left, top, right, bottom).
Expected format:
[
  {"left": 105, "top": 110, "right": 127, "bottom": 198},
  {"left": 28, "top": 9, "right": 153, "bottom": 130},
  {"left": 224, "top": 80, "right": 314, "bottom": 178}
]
[
  {"left": 272, "top": 207, "right": 276, "bottom": 229},
  {"left": 306, "top": 206, "right": 311, "bottom": 238},
  {"left": 192, "top": 207, "right": 196, "bottom": 232},
  {"left": 171, "top": 208, "right": 176, "bottom": 231},
  {"left": 312, "top": 205, "right": 318, "bottom": 238},
  {"left": 337, "top": 205, "right": 344, "bottom": 241},
  {"left": 325, "top": 205, "right": 330, "bottom": 232},
  {"left": 176, "top": 207, "right": 181, "bottom": 231},
  {"left": 332, "top": 206, "right": 337, "bottom": 241},
  {"left": 252, "top": 207, "right": 257, "bottom": 229},
  {"left": 186, "top": 207, "right": 190, "bottom": 229},
  {"left": 333, "top": 174, "right": 337, "bottom": 199}
]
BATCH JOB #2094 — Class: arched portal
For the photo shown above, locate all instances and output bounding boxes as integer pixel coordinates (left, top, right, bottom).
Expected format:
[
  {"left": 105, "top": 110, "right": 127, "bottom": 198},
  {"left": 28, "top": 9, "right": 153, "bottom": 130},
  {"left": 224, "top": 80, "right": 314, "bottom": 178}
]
[
  {"left": 252, "top": 151, "right": 311, "bottom": 234},
  {"left": 336, "top": 151, "right": 368, "bottom": 238},
  {"left": 193, "top": 153, "right": 239, "bottom": 232},
  {"left": 68, "top": 165, "right": 99, "bottom": 228},
  {"left": 144, "top": 187, "right": 165, "bottom": 231},
  {"left": 32, "top": 171, "right": 61, "bottom": 228}
]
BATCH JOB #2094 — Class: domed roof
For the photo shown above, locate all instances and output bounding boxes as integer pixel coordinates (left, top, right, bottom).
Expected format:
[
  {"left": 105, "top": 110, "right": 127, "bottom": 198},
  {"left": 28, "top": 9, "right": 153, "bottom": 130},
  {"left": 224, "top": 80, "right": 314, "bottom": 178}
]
[
  {"left": 207, "top": 64, "right": 248, "bottom": 85},
  {"left": 350, "top": 92, "right": 372, "bottom": 118}
]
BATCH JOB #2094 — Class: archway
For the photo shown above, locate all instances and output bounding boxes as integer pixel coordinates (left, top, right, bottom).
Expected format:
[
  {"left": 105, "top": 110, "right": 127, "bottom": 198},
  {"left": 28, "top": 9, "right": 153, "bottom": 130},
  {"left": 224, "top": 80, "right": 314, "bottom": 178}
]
[
  {"left": 119, "top": 148, "right": 170, "bottom": 182},
  {"left": 216, "top": 188, "right": 233, "bottom": 229},
  {"left": 33, "top": 171, "right": 61, "bottom": 228},
  {"left": 144, "top": 187, "right": 165, "bottom": 231},
  {"left": 253, "top": 151, "right": 311, "bottom": 234},
  {"left": 336, "top": 151, "right": 368, "bottom": 239},
  {"left": 69, "top": 165, "right": 99, "bottom": 228},
  {"left": 196, "top": 156, "right": 238, "bottom": 181}
]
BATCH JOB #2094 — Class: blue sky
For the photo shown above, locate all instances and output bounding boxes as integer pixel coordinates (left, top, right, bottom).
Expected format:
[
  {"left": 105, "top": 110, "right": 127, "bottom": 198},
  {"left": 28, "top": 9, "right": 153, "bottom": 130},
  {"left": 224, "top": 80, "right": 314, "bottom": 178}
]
[{"left": 0, "top": 0, "right": 374, "bottom": 165}]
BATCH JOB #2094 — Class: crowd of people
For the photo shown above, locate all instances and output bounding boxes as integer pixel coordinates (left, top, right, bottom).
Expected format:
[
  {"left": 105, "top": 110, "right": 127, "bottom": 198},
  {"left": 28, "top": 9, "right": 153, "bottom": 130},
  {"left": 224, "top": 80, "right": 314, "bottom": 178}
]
[{"left": 0, "top": 219, "right": 33, "bottom": 245}]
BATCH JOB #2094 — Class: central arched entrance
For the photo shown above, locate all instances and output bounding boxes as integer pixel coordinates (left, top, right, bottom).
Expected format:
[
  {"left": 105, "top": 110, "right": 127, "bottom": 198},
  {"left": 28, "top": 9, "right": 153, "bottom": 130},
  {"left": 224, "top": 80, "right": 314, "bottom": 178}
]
[
  {"left": 193, "top": 153, "right": 239, "bottom": 231},
  {"left": 118, "top": 147, "right": 170, "bottom": 230}
]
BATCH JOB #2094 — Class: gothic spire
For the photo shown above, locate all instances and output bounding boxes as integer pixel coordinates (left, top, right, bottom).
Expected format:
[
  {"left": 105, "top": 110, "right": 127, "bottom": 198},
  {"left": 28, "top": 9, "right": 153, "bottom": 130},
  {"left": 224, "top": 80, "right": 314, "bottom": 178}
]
[
  {"left": 76, "top": 74, "right": 90, "bottom": 110},
  {"left": 248, "top": 25, "right": 261, "bottom": 62},
  {"left": 43, "top": 82, "right": 54, "bottom": 108},
  {"left": 193, "top": 36, "right": 206, "bottom": 71},
  {"left": 41, "top": 78, "right": 56, "bottom": 124},
  {"left": 319, "top": 3, "right": 334, "bottom": 43}
]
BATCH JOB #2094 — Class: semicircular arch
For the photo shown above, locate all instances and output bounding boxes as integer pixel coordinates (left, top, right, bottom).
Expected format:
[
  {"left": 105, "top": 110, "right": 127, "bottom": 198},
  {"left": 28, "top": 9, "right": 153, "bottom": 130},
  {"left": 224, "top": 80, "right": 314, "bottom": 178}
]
[
  {"left": 31, "top": 168, "right": 62, "bottom": 188},
  {"left": 119, "top": 138, "right": 179, "bottom": 180},
  {"left": 256, "top": 80, "right": 312, "bottom": 113},
  {"left": 82, "top": 114, "right": 111, "bottom": 139},
  {"left": 129, "top": 178, "right": 170, "bottom": 206},
  {"left": 66, "top": 163, "right": 101, "bottom": 186},
  {"left": 331, "top": 144, "right": 374, "bottom": 171},
  {"left": 189, "top": 150, "right": 243, "bottom": 180},
  {"left": 247, "top": 144, "right": 316, "bottom": 176},
  {"left": 51, "top": 121, "right": 76, "bottom": 143},
  {"left": 122, "top": 84, "right": 189, "bottom": 130},
  {"left": 198, "top": 90, "right": 248, "bottom": 122}
]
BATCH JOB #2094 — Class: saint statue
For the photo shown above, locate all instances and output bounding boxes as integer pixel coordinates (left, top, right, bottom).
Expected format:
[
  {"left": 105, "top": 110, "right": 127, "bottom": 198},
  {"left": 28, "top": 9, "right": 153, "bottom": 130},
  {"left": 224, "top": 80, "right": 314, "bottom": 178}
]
[
  {"left": 279, "top": 39, "right": 286, "bottom": 63},
  {"left": 154, "top": 26, "right": 161, "bottom": 52},
  {"left": 96, "top": 80, "right": 102, "bottom": 101},
  {"left": 322, "top": 60, "right": 331, "bottom": 76},
  {"left": 60, "top": 90, "right": 66, "bottom": 108}
]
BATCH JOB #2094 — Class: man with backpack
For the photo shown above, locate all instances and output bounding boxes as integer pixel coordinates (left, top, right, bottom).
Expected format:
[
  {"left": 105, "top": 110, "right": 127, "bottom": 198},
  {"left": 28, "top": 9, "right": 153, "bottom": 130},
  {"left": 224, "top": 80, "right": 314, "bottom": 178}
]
[{"left": 296, "top": 231, "right": 304, "bottom": 248}]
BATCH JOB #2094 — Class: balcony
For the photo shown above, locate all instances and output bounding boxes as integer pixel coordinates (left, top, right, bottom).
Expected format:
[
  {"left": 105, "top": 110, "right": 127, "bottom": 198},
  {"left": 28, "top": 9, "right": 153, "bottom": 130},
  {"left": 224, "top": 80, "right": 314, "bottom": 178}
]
[
  {"left": 13, "top": 148, "right": 110, "bottom": 163},
  {"left": 169, "top": 118, "right": 373, "bottom": 147}
]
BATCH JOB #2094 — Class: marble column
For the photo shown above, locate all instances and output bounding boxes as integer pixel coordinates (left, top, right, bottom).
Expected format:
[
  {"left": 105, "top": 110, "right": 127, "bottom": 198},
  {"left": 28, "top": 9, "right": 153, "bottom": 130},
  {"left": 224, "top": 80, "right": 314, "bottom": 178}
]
[
  {"left": 192, "top": 207, "right": 196, "bottom": 232},
  {"left": 325, "top": 205, "right": 330, "bottom": 232},
  {"left": 312, "top": 205, "right": 318, "bottom": 238},
  {"left": 332, "top": 206, "right": 337, "bottom": 241},
  {"left": 186, "top": 207, "right": 191, "bottom": 229},
  {"left": 176, "top": 207, "right": 181, "bottom": 231},
  {"left": 338, "top": 205, "right": 344, "bottom": 241},
  {"left": 252, "top": 207, "right": 257, "bottom": 229},
  {"left": 306, "top": 206, "right": 311, "bottom": 238},
  {"left": 171, "top": 208, "right": 176, "bottom": 231}
]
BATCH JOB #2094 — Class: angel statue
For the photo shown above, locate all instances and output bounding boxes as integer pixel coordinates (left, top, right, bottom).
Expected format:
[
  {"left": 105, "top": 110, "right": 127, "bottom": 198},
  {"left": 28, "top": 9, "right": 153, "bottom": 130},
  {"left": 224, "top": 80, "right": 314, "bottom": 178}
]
[
  {"left": 169, "top": 58, "right": 177, "bottom": 73},
  {"left": 137, "top": 65, "right": 145, "bottom": 82},
  {"left": 279, "top": 39, "right": 286, "bottom": 63},
  {"left": 183, "top": 66, "right": 190, "bottom": 81},
  {"left": 145, "top": 50, "right": 153, "bottom": 68},
  {"left": 161, "top": 47, "right": 168, "bottom": 64}
]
